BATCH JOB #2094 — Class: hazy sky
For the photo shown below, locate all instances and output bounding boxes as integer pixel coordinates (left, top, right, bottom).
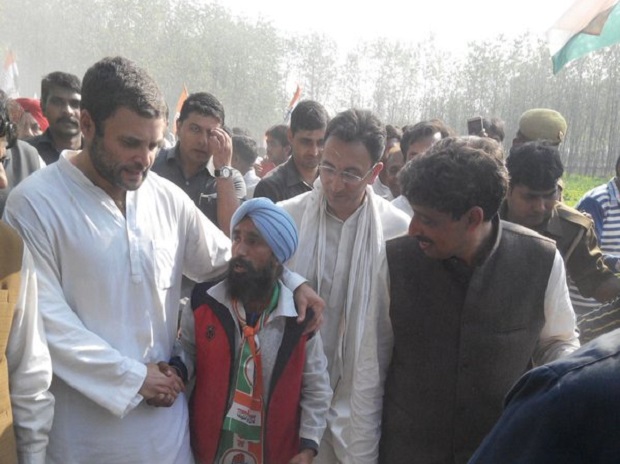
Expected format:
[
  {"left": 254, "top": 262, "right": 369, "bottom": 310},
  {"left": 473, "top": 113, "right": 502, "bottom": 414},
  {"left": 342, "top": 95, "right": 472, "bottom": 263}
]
[{"left": 214, "top": 0, "right": 576, "bottom": 50}]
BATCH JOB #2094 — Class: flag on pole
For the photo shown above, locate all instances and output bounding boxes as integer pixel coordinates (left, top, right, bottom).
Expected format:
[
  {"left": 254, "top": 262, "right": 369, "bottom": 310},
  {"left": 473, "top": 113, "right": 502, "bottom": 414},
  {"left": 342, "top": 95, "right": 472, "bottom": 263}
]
[
  {"left": 283, "top": 84, "right": 302, "bottom": 123},
  {"left": 1, "top": 50, "right": 19, "bottom": 97},
  {"left": 548, "top": 0, "right": 620, "bottom": 73},
  {"left": 172, "top": 84, "right": 189, "bottom": 135}
]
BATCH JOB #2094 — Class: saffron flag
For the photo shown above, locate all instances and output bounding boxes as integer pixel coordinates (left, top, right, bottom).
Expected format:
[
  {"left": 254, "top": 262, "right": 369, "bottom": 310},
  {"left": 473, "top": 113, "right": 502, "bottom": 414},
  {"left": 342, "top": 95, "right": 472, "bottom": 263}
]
[
  {"left": 283, "top": 84, "right": 302, "bottom": 123},
  {"left": 548, "top": 0, "right": 620, "bottom": 73},
  {"left": 172, "top": 84, "right": 189, "bottom": 135},
  {"left": 1, "top": 50, "right": 19, "bottom": 97}
]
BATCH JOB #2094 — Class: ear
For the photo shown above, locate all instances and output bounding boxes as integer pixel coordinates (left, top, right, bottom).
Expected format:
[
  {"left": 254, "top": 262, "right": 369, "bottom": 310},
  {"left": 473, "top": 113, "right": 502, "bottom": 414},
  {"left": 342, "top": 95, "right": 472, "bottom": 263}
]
[
  {"left": 287, "top": 128, "right": 294, "bottom": 145},
  {"left": 368, "top": 162, "right": 384, "bottom": 184},
  {"left": 176, "top": 118, "right": 182, "bottom": 134},
  {"left": 465, "top": 206, "right": 485, "bottom": 230},
  {"left": 80, "top": 110, "right": 96, "bottom": 141}
]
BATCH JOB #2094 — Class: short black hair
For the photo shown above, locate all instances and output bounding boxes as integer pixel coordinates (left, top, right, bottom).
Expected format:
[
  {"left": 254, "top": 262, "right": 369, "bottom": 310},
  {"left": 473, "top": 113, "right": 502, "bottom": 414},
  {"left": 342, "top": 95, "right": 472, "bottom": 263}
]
[
  {"left": 401, "top": 119, "right": 454, "bottom": 156},
  {"left": 400, "top": 136, "right": 508, "bottom": 220},
  {"left": 178, "top": 92, "right": 225, "bottom": 125},
  {"left": 483, "top": 117, "right": 505, "bottom": 143},
  {"left": 385, "top": 124, "right": 402, "bottom": 141},
  {"left": 325, "top": 109, "right": 386, "bottom": 164},
  {"left": 290, "top": 100, "right": 329, "bottom": 135},
  {"left": 232, "top": 135, "right": 259, "bottom": 165},
  {"left": 506, "top": 141, "right": 564, "bottom": 191},
  {"left": 81, "top": 57, "right": 168, "bottom": 135},
  {"left": 41, "top": 71, "right": 81, "bottom": 112},
  {"left": 265, "top": 124, "right": 290, "bottom": 147}
]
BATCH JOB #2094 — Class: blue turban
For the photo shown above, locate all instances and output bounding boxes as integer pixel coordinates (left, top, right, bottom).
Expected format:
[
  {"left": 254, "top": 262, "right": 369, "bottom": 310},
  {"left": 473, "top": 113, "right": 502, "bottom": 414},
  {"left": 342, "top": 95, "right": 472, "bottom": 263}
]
[{"left": 230, "top": 198, "right": 299, "bottom": 263}]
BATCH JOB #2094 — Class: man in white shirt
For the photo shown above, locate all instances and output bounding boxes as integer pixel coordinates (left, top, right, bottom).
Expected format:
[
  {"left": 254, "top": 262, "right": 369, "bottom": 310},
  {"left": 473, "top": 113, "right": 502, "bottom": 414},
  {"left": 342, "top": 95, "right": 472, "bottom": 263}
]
[
  {"left": 3, "top": 56, "right": 322, "bottom": 464},
  {"left": 280, "top": 109, "right": 410, "bottom": 463}
]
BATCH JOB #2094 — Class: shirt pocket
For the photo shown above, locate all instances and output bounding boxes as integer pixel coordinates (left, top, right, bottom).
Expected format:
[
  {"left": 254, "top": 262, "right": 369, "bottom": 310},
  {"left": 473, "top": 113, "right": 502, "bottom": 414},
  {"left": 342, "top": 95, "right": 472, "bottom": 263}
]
[{"left": 152, "top": 240, "right": 177, "bottom": 289}]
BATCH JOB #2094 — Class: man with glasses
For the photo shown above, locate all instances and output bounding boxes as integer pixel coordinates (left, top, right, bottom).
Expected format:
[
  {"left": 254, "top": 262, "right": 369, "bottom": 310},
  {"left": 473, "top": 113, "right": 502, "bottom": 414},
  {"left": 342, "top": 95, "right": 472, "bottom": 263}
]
[{"left": 279, "top": 109, "right": 410, "bottom": 463}]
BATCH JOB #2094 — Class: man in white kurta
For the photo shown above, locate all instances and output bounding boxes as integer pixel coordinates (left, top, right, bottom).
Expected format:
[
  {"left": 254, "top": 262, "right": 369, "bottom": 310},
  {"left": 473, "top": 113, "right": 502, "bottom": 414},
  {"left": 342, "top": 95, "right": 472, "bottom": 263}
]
[
  {"left": 279, "top": 109, "right": 410, "bottom": 463},
  {"left": 3, "top": 57, "right": 316, "bottom": 464},
  {"left": 4, "top": 150, "right": 231, "bottom": 463}
]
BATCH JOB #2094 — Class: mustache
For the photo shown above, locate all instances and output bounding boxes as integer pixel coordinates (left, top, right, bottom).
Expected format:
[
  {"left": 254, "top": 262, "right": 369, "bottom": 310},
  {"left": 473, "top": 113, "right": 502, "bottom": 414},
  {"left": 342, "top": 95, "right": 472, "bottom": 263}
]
[{"left": 229, "top": 257, "right": 254, "bottom": 273}]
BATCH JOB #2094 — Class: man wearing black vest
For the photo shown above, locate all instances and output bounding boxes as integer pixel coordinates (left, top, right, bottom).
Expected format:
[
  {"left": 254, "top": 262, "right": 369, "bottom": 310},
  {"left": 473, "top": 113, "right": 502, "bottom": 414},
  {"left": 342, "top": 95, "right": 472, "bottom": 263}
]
[{"left": 348, "top": 136, "right": 580, "bottom": 464}]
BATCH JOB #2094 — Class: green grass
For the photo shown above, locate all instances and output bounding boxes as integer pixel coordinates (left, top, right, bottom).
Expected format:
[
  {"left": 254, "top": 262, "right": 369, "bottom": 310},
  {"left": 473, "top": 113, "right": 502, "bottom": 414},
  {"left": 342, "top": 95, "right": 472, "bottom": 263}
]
[{"left": 562, "top": 174, "right": 610, "bottom": 207}]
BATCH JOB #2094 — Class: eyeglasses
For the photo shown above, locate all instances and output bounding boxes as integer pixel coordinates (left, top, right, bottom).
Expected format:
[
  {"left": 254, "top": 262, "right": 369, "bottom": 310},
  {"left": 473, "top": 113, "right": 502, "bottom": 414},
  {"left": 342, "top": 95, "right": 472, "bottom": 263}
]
[{"left": 318, "top": 163, "right": 377, "bottom": 185}]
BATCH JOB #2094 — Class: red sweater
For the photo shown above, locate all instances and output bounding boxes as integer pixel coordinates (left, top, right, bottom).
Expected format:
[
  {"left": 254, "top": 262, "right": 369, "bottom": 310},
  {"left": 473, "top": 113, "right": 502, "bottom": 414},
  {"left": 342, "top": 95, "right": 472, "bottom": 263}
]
[{"left": 190, "top": 292, "right": 308, "bottom": 464}]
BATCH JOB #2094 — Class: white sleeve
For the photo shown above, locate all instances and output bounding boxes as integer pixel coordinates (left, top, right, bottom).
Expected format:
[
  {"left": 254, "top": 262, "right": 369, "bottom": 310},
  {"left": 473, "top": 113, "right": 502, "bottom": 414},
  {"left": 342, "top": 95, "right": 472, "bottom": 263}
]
[
  {"left": 182, "top": 203, "right": 231, "bottom": 283},
  {"left": 346, "top": 263, "right": 393, "bottom": 464},
  {"left": 534, "top": 249, "right": 581, "bottom": 365},
  {"left": 4, "top": 201, "right": 147, "bottom": 418},
  {"left": 6, "top": 246, "right": 54, "bottom": 464},
  {"left": 299, "top": 332, "right": 332, "bottom": 446}
]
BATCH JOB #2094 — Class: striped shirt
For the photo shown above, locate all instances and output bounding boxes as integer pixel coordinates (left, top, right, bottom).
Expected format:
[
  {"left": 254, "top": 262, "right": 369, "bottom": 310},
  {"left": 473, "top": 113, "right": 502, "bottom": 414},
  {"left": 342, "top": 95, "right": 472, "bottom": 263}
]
[{"left": 569, "top": 178, "right": 620, "bottom": 342}]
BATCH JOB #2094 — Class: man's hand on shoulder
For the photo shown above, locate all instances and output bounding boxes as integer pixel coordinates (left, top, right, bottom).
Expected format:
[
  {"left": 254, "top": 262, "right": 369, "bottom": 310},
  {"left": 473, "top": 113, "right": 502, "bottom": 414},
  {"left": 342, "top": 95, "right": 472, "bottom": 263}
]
[{"left": 294, "top": 283, "right": 325, "bottom": 334}]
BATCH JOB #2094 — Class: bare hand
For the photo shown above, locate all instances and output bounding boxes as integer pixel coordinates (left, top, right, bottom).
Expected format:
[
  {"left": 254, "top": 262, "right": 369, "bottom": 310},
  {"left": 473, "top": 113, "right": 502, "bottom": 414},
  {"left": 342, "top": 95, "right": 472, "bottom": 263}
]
[
  {"left": 293, "top": 283, "right": 325, "bottom": 334},
  {"left": 208, "top": 127, "right": 233, "bottom": 169},
  {"left": 140, "top": 362, "right": 185, "bottom": 407},
  {"left": 289, "top": 449, "right": 314, "bottom": 464}
]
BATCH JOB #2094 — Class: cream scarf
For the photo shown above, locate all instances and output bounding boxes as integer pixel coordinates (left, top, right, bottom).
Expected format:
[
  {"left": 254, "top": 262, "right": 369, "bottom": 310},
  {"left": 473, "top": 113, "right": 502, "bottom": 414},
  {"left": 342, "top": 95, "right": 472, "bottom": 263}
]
[{"left": 287, "top": 179, "right": 386, "bottom": 389}]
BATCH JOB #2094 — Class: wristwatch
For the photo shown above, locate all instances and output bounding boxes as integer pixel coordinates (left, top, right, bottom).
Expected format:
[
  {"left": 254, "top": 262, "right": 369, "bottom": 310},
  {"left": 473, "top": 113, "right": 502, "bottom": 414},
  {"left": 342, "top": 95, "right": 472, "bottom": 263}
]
[{"left": 214, "top": 166, "right": 233, "bottom": 179}]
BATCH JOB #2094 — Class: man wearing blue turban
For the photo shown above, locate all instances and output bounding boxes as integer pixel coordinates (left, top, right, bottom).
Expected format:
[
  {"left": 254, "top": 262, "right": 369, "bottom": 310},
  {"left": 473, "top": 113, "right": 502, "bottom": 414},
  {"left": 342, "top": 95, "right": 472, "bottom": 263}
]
[{"left": 176, "top": 198, "right": 332, "bottom": 464}]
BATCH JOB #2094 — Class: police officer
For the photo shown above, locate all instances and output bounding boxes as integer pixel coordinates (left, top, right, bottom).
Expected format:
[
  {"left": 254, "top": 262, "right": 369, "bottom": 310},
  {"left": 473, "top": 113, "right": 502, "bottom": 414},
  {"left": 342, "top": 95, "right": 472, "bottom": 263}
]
[{"left": 501, "top": 140, "right": 620, "bottom": 307}]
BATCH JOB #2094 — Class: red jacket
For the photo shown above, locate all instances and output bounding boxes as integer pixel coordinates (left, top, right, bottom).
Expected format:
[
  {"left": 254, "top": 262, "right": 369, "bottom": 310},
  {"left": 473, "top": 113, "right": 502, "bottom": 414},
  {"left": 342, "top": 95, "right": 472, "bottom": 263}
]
[{"left": 190, "top": 288, "right": 309, "bottom": 464}]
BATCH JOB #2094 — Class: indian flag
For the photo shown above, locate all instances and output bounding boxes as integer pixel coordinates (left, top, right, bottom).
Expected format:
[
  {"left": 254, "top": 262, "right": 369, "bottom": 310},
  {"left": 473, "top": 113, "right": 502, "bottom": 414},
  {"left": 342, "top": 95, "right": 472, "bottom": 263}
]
[{"left": 548, "top": 0, "right": 620, "bottom": 73}]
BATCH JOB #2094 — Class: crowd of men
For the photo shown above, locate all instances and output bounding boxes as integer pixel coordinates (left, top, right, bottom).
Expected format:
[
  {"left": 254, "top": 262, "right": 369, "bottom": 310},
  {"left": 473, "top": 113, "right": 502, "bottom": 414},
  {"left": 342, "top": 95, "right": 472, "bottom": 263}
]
[{"left": 1, "top": 56, "right": 620, "bottom": 464}]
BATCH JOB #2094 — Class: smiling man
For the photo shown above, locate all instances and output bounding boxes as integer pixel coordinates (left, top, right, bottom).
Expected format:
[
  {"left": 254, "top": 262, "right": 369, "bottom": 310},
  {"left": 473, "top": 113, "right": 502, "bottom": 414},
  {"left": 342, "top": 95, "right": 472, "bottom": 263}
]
[
  {"left": 279, "top": 109, "right": 410, "bottom": 463},
  {"left": 349, "top": 136, "right": 579, "bottom": 464}
]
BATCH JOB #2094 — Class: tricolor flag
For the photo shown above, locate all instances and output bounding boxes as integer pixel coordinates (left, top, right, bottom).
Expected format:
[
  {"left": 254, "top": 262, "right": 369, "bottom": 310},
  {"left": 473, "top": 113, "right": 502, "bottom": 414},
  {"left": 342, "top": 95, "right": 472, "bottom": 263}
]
[
  {"left": 1, "top": 50, "right": 19, "bottom": 97},
  {"left": 172, "top": 84, "right": 189, "bottom": 135},
  {"left": 548, "top": 0, "right": 620, "bottom": 73},
  {"left": 283, "top": 84, "right": 302, "bottom": 123}
]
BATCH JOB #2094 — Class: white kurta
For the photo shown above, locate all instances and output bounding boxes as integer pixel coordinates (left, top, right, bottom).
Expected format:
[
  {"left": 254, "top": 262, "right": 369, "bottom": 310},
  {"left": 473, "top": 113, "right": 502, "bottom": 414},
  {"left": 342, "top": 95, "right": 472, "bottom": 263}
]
[
  {"left": 372, "top": 178, "right": 394, "bottom": 201},
  {"left": 5, "top": 240, "right": 54, "bottom": 464},
  {"left": 3, "top": 151, "right": 232, "bottom": 464},
  {"left": 279, "top": 182, "right": 410, "bottom": 463},
  {"left": 390, "top": 194, "right": 413, "bottom": 217}
]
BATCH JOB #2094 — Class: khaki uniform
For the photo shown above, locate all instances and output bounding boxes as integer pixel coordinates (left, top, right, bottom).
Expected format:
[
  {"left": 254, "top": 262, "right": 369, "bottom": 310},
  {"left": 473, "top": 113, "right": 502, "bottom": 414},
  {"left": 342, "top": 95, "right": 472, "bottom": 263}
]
[{"left": 500, "top": 201, "right": 615, "bottom": 299}]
